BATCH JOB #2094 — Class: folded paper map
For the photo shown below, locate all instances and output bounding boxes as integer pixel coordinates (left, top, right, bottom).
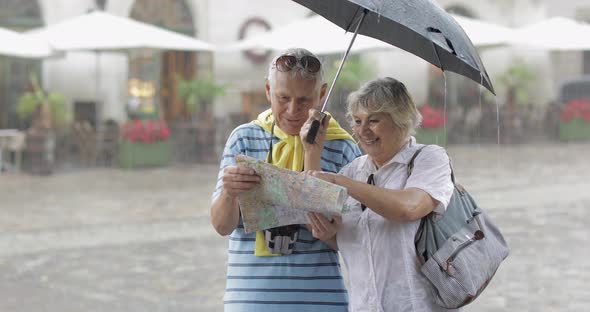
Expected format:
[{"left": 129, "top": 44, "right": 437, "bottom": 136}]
[{"left": 235, "top": 154, "right": 349, "bottom": 233}]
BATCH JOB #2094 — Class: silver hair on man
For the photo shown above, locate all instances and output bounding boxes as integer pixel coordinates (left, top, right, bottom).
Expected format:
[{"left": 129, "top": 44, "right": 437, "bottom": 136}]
[{"left": 267, "top": 48, "right": 325, "bottom": 91}]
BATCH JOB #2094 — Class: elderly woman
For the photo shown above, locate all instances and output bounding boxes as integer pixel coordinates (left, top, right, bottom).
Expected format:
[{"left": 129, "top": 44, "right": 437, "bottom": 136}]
[{"left": 308, "top": 77, "right": 456, "bottom": 311}]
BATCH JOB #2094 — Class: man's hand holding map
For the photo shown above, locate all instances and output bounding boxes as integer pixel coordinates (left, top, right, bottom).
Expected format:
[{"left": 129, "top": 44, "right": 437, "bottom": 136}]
[{"left": 235, "top": 154, "right": 348, "bottom": 233}]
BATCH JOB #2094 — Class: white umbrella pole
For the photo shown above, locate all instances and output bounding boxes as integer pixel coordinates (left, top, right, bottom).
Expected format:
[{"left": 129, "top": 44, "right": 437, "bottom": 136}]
[
  {"left": 306, "top": 9, "right": 367, "bottom": 144},
  {"left": 95, "top": 51, "right": 100, "bottom": 129}
]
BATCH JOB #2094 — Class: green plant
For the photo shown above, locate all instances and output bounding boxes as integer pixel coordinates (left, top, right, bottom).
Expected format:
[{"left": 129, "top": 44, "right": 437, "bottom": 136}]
[
  {"left": 323, "top": 56, "right": 375, "bottom": 130},
  {"left": 17, "top": 74, "right": 68, "bottom": 128},
  {"left": 176, "top": 74, "right": 227, "bottom": 115},
  {"left": 326, "top": 55, "right": 376, "bottom": 92},
  {"left": 497, "top": 60, "right": 536, "bottom": 107}
]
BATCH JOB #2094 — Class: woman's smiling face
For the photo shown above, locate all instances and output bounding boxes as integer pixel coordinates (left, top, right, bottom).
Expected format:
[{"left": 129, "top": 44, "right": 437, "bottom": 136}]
[{"left": 352, "top": 110, "right": 406, "bottom": 167}]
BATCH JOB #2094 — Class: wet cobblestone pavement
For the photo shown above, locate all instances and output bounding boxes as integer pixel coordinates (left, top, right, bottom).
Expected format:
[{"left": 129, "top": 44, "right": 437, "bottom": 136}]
[{"left": 1, "top": 142, "right": 589, "bottom": 311}]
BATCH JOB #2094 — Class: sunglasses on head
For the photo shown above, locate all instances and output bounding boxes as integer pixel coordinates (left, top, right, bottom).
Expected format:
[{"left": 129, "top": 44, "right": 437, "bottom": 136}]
[{"left": 274, "top": 54, "right": 321, "bottom": 74}]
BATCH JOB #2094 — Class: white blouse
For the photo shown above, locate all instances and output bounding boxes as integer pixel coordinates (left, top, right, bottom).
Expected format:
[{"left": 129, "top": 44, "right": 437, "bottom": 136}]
[{"left": 337, "top": 138, "right": 457, "bottom": 312}]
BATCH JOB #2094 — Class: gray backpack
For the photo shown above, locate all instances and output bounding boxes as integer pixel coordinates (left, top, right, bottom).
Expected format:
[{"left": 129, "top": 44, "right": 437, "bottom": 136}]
[{"left": 408, "top": 146, "right": 509, "bottom": 309}]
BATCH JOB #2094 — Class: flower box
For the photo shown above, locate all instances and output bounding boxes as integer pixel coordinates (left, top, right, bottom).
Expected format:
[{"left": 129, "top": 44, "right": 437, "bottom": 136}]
[
  {"left": 558, "top": 98, "right": 590, "bottom": 141},
  {"left": 119, "top": 119, "right": 172, "bottom": 168},
  {"left": 119, "top": 140, "right": 171, "bottom": 168},
  {"left": 416, "top": 104, "right": 447, "bottom": 145},
  {"left": 415, "top": 127, "right": 447, "bottom": 145},
  {"left": 559, "top": 118, "right": 590, "bottom": 141}
]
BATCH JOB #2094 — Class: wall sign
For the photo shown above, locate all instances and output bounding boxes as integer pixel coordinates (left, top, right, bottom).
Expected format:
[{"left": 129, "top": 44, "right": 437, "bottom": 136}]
[{"left": 238, "top": 17, "right": 272, "bottom": 64}]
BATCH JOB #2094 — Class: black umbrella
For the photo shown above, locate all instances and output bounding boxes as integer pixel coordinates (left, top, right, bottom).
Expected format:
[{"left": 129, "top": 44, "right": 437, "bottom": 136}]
[{"left": 296, "top": 0, "right": 495, "bottom": 143}]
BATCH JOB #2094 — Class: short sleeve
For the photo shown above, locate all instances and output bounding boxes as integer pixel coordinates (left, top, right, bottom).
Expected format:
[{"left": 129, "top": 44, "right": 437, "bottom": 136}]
[
  {"left": 404, "top": 145, "right": 454, "bottom": 214},
  {"left": 210, "top": 127, "right": 248, "bottom": 204}
]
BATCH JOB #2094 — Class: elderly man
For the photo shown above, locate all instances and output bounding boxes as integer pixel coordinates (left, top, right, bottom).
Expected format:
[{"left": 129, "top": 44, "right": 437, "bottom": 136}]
[{"left": 210, "top": 48, "right": 361, "bottom": 311}]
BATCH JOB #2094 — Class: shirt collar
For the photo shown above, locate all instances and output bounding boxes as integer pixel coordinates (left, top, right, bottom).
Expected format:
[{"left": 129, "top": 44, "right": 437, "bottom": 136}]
[{"left": 362, "top": 136, "right": 419, "bottom": 173}]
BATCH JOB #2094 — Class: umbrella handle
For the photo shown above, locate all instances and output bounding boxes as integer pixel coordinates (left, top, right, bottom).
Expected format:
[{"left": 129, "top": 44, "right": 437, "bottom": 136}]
[
  {"left": 305, "top": 112, "right": 326, "bottom": 144},
  {"left": 306, "top": 119, "right": 322, "bottom": 144}
]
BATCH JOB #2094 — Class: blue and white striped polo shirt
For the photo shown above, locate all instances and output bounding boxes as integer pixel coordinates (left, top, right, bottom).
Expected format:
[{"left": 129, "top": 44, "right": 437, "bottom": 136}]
[{"left": 212, "top": 123, "right": 361, "bottom": 312}]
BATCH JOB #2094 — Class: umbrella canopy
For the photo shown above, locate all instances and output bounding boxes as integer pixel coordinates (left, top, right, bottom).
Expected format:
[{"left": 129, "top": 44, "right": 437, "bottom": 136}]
[
  {"left": 0, "top": 27, "right": 54, "bottom": 58},
  {"left": 227, "top": 14, "right": 511, "bottom": 54},
  {"left": 26, "top": 11, "right": 214, "bottom": 52},
  {"left": 292, "top": 0, "right": 495, "bottom": 94},
  {"left": 509, "top": 17, "right": 590, "bottom": 50}
]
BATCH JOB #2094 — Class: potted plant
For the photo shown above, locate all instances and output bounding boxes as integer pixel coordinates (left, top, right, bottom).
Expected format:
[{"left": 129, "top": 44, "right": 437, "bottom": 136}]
[
  {"left": 176, "top": 73, "right": 227, "bottom": 122},
  {"left": 16, "top": 74, "right": 68, "bottom": 174},
  {"left": 558, "top": 98, "right": 590, "bottom": 141},
  {"left": 17, "top": 74, "right": 68, "bottom": 130},
  {"left": 496, "top": 60, "right": 536, "bottom": 143},
  {"left": 325, "top": 55, "right": 376, "bottom": 92},
  {"left": 415, "top": 103, "right": 448, "bottom": 145},
  {"left": 325, "top": 56, "right": 375, "bottom": 132}
]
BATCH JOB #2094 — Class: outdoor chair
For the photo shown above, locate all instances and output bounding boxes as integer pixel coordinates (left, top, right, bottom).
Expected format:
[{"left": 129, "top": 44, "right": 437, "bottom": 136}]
[
  {"left": 5, "top": 131, "right": 26, "bottom": 172},
  {"left": 96, "top": 119, "right": 119, "bottom": 167},
  {"left": 72, "top": 121, "right": 97, "bottom": 166}
]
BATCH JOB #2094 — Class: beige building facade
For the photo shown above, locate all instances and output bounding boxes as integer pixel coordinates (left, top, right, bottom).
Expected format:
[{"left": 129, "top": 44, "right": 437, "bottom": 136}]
[{"left": 1, "top": 0, "right": 589, "bottom": 130}]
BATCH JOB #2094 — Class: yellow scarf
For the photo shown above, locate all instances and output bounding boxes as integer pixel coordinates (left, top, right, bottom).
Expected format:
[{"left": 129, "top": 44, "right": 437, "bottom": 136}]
[{"left": 251, "top": 108, "right": 354, "bottom": 256}]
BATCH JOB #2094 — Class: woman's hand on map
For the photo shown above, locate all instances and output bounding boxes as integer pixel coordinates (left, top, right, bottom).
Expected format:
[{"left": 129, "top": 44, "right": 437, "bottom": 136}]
[
  {"left": 222, "top": 165, "right": 261, "bottom": 198},
  {"left": 307, "top": 170, "right": 338, "bottom": 184},
  {"left": 307, "top": 212, "right": 341, "bottom": 248}
]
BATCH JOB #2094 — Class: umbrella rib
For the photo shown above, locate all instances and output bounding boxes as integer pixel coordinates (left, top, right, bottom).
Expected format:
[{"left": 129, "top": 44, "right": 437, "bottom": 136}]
[
  {"left": 430, "top": 41, "right": 444, "bottom": 72},
  {"left": 344, "top": 6, "right": 363, "bottom": 33}
]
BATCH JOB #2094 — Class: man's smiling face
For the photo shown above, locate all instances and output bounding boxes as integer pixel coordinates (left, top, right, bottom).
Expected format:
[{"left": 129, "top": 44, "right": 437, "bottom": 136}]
[{"left": 265, "top": 71, "right": 323, "bottom": 135}]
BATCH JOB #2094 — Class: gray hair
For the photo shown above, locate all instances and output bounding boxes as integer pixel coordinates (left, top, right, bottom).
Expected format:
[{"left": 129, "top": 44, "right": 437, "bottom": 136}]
[
  {"left": 267, "top": 48, "right": 324, "bottom": 91},
  {"left": 346, "top": 77, "right": 422, "bottom": 137}
]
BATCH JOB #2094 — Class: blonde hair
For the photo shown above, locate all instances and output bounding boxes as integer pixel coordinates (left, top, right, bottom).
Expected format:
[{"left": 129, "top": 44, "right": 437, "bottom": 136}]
[{"left": 346, "top": 77, "right": 422, "bottom": 137}]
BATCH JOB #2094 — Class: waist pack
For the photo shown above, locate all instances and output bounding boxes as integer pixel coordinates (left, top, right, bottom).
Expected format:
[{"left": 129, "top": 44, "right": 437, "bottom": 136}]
[{"left": 408, "top": 146, "right": 509, "bottom": 309}]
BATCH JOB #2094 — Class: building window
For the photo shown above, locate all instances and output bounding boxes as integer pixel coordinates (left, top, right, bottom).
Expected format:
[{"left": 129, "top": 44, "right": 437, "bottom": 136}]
[
  {"left": 128, "top": 0, "right": 206, "bottom": 122},
  {"left": 0, "top": 0, "right": 43, "bottom": 29},
  {"left": 0, "top": 0, "right": 43, "bottom": 129}
]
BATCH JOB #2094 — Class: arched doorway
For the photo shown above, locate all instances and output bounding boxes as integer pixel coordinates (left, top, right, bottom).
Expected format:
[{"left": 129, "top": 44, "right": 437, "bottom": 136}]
[
  {"left": 0, "top": 0, "right": 44, "bottom": 129},
  {"left": 129, "top": 0, "right": 204, "bottom": 122}
]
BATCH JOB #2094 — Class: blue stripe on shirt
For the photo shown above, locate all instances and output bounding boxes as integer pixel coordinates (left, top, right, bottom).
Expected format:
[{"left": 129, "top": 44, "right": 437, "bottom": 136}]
[{"left": 211, "top": 122, "right": 361, "bottom": 311}]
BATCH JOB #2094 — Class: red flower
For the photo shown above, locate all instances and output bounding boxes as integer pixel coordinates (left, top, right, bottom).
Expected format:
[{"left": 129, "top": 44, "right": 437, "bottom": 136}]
[
  {"left": 560, "top": 98, "right": 590, "bottom": 122},
  {"left": 419, "top": 104, "right": 448, "bottom": 128},
  {"left": 121, "top": 119, "right": 171, "bottom": 143}
]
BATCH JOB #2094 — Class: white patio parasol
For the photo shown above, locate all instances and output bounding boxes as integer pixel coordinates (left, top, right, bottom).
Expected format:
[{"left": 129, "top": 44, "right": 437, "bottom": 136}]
[
  {"left": 451, "top": 14, "right": 514, "bottom": 48},
  {"left": 224, "top": 14, "right": 512, "bottom": 55},
  {"left": 25, "top": 11, "right": 214, "bottom": 52},
  {"left": 0, "top": 27, "right": 54, "bottom": 58},
  {"left": 24, "top": 10, "right": 215, "bottom": 125},
  {"left": 509, "top": 17, "right": 590, "bottom": 50}
]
